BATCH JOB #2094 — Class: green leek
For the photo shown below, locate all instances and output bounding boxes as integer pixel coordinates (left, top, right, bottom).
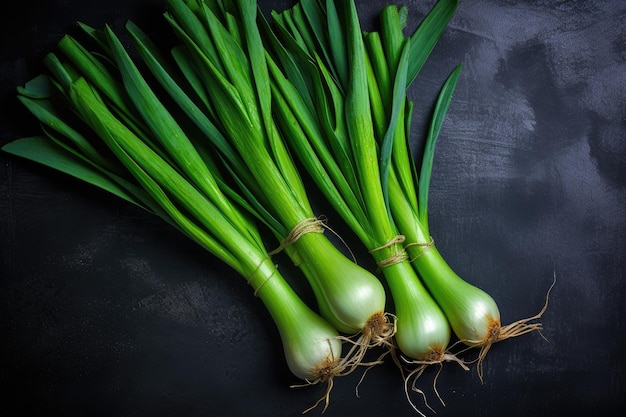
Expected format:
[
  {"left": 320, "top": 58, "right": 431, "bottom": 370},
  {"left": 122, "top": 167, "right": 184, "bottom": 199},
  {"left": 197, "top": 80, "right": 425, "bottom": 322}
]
[
  {"left": 363, "top": 0, "right": 550, "bottom": 383},
  {"left": 0, "top": 23, "right": 363, "bottom": 412}
]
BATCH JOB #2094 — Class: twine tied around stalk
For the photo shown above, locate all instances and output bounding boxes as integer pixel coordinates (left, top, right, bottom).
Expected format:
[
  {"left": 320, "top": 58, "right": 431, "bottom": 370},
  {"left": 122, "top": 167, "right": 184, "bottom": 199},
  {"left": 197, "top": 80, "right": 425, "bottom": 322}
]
[
  {"left": 406, "top": 236, "right": 435, "bottom": 262},
  {"left": 369, "top": 235, "right": 409, "bottom": 269},
  {"left": 247, "top": 257, "right": 277, "bottom": 297},
  {"left": 268, "top": 216, "right": 326, "bottom": 256}
]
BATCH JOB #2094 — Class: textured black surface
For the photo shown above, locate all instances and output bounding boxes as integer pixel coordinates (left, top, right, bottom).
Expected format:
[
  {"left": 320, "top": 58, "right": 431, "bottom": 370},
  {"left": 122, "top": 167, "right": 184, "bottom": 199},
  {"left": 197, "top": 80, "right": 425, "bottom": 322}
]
[{"left": 1, "top": 1, "right": 625, "bottom": 416}]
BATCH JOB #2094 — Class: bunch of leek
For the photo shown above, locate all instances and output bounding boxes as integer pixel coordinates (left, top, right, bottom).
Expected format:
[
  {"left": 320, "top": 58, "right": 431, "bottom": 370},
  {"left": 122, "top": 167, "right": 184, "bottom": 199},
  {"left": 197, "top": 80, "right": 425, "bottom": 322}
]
[
  {"left": 357, "top": 1, "right": 551, "bottom": 381},
  {"left": 0, "top": 0, "right": 553, "bottom": 413},
  {"left": 262, "top": 0, "right": 463, "bottom": 369},
  {"left": 262, "top": 0, "right": 549, "bottom": 384},
  {"left": 255, "top": 0, "right": 468, "bottom": 410},
  {"left": 1, "top": 20, "right": 361, "bottom": 412}
]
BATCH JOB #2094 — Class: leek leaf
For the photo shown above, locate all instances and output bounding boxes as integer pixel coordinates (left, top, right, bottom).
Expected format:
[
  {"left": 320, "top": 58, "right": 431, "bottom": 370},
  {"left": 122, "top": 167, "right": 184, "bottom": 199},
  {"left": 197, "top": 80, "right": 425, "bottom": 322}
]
[
  {"left": 417, "top": 63, "right": 462, "bottom": 232},
  {"left": 2, "top": 136, "right": 143, "bottom": 208},
  {"left": 407, "top": 0, "right": 459, "bottom": 86},
  {"left": 379, "top": 39, "right": 410, "bottom": 213}
]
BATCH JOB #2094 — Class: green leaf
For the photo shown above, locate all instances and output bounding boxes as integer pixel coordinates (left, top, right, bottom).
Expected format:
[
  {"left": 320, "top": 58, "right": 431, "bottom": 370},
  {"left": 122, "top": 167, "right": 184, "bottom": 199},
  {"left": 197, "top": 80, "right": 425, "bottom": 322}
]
[
  {"left": 106, "top": 24, "right": 259, "bottom": 244},
  {"left": 2, "top": 136, "right": 143, "bottom": 208},
  {"left": 288, "top": 3, "right": 317, "bottom": 57},
  {"left": 418, "top": 63, "right": 462, "bottom": 232},
  {"left": 126, "top": 21, "right": 242, "bottom": 175},
  {"left": 200, "top": 0, "right": 258, "bottom": 124},
  {"left": 258, "top": 7, "right": 315, "bottom": 112},
  {"left": 164, "top": 0, "right": 226, "bottom": 75},
  {"left": 344, "top": 0, "right": 392, "bottom": 242},
  {"left": 56, "top": 34, "right": 134, "bottom": 117},
  {"left": 268, "top": 54, "right": 370, "bottom": 243},
  {"left": 311, "top": 54, "right": 360, "bottom": 193},
  {"left": 325, "top": 0, "right": 348, "bottom": 89},
  {"left": 170, "top": 45, "right": 216, "bottom": 118},
  {"left": 300, "top": 0, "right": 342, "bottom": 86},
  {"left": 363, "top": 31, "right": 391, "bottom": 115},
  {"left": 16, "top": 74, "right": 53, "bottom": 99},
  {"left": 379, "top": 39, "right": 410, "bottom": 214},
  {"left": 125, "top": 21, "right": 276, "bottom": 239},
  {"left": 68, "top": 76, "right": 260, "bottom": 271},
  {"left": 17, "top": 85, "right": 118, "bottom": 173},
  {"left": 407, "top": 0, "right": 459, "bottom": 87},
  {"left": 380, "top": 5, "right": 406, "bottom": 75}
]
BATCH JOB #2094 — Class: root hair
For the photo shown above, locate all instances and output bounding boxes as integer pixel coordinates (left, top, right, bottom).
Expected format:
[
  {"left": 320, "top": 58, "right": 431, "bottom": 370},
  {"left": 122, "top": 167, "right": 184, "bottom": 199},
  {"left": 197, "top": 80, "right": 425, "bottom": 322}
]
[
  {"left": 474, "top": 273, "right": 556, "bottom": 382},
  {"left": 400, "top": 350, "right": 470, "bottom": 416},
  {"left": 292, "top": 313, "right": 397, "bottom": 413}
]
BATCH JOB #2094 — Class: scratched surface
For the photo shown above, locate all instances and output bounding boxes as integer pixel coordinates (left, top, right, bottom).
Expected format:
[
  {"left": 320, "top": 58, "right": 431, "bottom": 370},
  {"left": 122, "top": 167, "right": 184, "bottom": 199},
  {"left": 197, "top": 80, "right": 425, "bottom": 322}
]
[{"left": 1, "top": 1, "right": 624, "bottom": 416}]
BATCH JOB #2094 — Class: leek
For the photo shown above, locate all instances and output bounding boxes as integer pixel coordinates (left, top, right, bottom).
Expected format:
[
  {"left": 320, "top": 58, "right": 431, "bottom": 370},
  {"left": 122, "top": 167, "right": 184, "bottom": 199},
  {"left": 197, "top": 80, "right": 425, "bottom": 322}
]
[
  {"left": 330, "top": 0, "right": 549, "bottom": 382},
  {"left": 260, "top": 0, "right": 547, "bottom": 404},
  {"left": 1, "top": 23, "right": 362, "bottom": 412},
  {"left": 372, "top": 6, "right": 551, "bottom": 383},
  {"left": 0, "top": 0, "right": 554, "bottom": 412}
]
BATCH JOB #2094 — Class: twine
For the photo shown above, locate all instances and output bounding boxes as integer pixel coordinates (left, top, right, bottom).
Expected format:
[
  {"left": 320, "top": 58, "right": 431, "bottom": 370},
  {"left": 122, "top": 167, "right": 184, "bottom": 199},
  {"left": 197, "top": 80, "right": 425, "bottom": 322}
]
[
  {"left": 406, "top": 236, "right": 435, "bottom": 262},
  {"left": 268, "top": 217, "right": 326, "bottom": 256},
  {"left": 247, "top": 257, "right": 277, "bottom": 297},
  {"left": 369, "top": 235, "right": 409, "bottom": 269}
]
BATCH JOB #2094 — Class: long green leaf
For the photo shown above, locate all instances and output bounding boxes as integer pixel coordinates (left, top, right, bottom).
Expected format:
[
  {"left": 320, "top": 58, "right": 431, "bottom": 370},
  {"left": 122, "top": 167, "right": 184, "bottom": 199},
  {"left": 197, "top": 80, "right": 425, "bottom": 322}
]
[
  {"left": 126, "top": 21, "right": 248, "bottom": 183},
  {"left": 239, "top": 0, "right": 311, "bottom": 209},
  {"left": 380, "top": 5, "right": 406, "bottom": 75},
  {"left": 2, "top": 136, "right": 143, "bottom": 208},
  {"left": 56, "top": 35, "right": 135, "bottom": 117},
  {"left": 379, "top": 39, "right": 410, "bottom": 213},
  {"left": 17, "top": 93, "right": 113, "bottom": 172},
  {"left": 164, "top": 0, "right": 226, "bottom": 75},
  {"left": 418, "top": 63, "right": 462, "bottom": 231},
  {"left": 311, "top": 54, "right": 361, "bottom": 195},
  {"left": 325, "top": 0, "right": 348, "bottom": 89},
  {"left": 257, "top": 10, "right": 315, "bottom": 111},
  {"left": 105, "top": 24, "right": 261, "bottom": 244},
  {"left": 268, "top": 56, "right": 370, "bottom": 243},
  {"left": 344, "top": 0, "right": 393, "bottom": 242},
  {"left": 407, "top": 0, "right": 459, "bottom": 86},
  {"left": 125, "top": 21, "right": 282, "bottom": 238}
]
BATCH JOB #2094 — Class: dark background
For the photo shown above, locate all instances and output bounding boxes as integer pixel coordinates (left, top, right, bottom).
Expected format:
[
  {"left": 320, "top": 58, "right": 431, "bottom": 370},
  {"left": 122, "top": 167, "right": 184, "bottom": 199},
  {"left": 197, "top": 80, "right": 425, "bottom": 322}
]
[{"left": 1, "top": 1, "right": 624, "bottom": 416}]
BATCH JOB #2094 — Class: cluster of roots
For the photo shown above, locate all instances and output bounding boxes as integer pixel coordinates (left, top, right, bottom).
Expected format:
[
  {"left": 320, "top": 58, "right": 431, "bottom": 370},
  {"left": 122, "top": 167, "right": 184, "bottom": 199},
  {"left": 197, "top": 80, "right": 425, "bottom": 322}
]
[
  {"left": 398, "top": 347, "right": 469, "bottom": 417},
  {"left": 296, "top": 276, "right": 556, "bottom": 414},
  {"left": 293, "top": 311, "right": 397, "bottom": 413},
  {"left": 390, "top": 276, "right": 555, "bottom": 415},
  {"left": 473, "top": 276, "right": 555, "bottom": 382}
]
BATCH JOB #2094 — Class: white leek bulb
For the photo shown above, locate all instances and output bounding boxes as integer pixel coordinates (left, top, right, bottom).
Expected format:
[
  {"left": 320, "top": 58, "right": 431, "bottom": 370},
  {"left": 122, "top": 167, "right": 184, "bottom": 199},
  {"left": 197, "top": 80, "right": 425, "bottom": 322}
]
[
  {"left": 250, "top": 258, "right": 343, "bottom": 382},
  {"left": 383, "top": 261, "right": 450, "bottom": 360},
  {"left": 288, "top": 232, "right": 388, "bottom": 336}
]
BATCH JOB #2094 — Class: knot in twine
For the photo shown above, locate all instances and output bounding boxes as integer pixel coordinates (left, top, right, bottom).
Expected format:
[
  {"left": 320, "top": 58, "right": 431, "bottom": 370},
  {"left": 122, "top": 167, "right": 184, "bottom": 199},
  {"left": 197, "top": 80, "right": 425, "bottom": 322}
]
[{"left": 369, "top": 235, "right": 409, "bottom": 269}]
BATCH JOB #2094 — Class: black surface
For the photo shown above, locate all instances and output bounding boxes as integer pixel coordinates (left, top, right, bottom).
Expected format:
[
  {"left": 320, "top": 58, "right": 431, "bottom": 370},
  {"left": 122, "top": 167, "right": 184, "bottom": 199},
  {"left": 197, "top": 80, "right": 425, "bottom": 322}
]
[{"left": 1, "top": 1, "right": 625, "bottom": 416}]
